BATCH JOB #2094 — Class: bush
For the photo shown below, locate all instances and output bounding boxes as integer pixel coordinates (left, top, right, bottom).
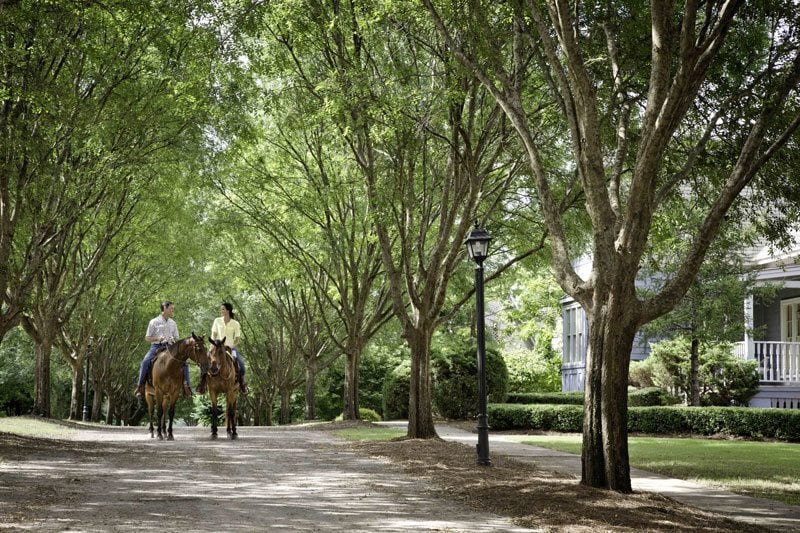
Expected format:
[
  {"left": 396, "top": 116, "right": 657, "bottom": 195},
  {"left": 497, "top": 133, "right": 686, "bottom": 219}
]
[
  {"left": 506, "top": 389, "right": 677, "bottom": 407},
  {"left": 489, "top": 402, "right": 800, "bottom": 441},
  {"left": 382, "top": 361, "right": 411, "bottom": 420},
  {"left": 335, "top": 408, "right": 382, "bottom": 422},
  {"left": 628, "top": 387, "right": 680, "bottom": 407},
  {"left": 503, "top": 340, "right": 562, "bottom": 393},
  {"left": 506, "top": 392, "right": 584, "bottom": 405},
  {"left": 644, "top": 337, "right": 759, "bottom": 406},
  {"left": 432, "top": 347, "right": 509, "bottom": 420},
  {"left": 489, "top": 403, "right": 583, "bottom": 431}
]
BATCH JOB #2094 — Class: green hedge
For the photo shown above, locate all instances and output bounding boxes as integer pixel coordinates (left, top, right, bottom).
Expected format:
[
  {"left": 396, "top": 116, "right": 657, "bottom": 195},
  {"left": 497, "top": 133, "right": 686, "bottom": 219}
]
[
  {"left": 488, "top": 403, "right": 800, "bottom": 441},
  {"left": 628, "top": 387, "right": 680, "bottom": 407},
  {"left": 506, "top": 388, "right": 675, "bottom": 407},
  {"left": 506, "top": 392, "right": 584, "bottom": 405}
]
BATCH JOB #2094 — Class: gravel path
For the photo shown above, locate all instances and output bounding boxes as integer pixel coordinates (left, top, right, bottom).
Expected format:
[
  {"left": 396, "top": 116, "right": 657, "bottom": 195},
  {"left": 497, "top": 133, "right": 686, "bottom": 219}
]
[{"left": 0, "top": 425, "right": 533, "bottom": 532}]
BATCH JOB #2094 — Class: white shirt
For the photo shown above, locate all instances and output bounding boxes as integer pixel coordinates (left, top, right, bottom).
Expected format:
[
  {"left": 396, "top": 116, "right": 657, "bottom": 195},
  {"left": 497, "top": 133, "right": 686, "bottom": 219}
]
[{"left": 146, "top": 315, "right": 179, "bottom": 344}]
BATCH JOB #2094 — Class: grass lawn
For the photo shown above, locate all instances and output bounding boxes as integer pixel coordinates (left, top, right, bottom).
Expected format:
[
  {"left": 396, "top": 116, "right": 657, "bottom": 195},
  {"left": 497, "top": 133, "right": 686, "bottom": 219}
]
[
  {"left": 508, "top": 434, "right": 800, "bottom": 506},
  {"left": 333, "top": 427, "right": 406, "bottom": 441},
  {"left": 0, "top": 417, "right": 81, "bottom": 439}
]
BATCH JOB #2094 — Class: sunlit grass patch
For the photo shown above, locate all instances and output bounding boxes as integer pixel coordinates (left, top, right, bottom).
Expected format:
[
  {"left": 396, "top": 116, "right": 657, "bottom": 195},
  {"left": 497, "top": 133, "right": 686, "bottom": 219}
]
[
  {"left": 333, "top": 427, "right": 406, "bottom": 441},
  {"left": 508, "top": 434, "right": 800, "bottom": 506},
  {"left": 0, "top": 416, "right": 79, "bottom": 439}
]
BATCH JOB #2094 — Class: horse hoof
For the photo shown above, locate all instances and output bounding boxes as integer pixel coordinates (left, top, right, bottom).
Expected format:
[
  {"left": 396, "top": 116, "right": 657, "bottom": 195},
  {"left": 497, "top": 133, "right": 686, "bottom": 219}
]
[
  {"left": 231, "top": 433, "right": 238, "bottom": 440},
  {"left": 167, "top": 434, "right": 174, "bottom": 441},
  {"left": 158, "top": 434, "right": 164, "bottom": 441},
  {"left": 210, "top": 433, "right": 217, "bottom": 440}
]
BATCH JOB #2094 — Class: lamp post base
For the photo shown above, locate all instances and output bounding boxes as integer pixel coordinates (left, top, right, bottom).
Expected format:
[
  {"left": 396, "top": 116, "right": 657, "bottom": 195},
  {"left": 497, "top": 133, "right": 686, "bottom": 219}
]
[{"left": 476, "top": 414, "right": 491, "bottom": 466}]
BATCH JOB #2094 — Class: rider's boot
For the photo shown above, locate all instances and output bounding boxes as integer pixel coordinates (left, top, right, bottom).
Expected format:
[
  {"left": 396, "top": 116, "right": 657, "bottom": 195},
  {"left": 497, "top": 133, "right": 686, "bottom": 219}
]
[
  {"left": 239, "top": 377, "right": 249, "bottom": 395},
  {"left": 135, "top": 383, "right": 145, "bottom": 399},
  {"left": 183, "top": 382, "right": 192, "bottom": 399},
  {"left": 196, "top": 372, "right": 208, "bottom": 394}
]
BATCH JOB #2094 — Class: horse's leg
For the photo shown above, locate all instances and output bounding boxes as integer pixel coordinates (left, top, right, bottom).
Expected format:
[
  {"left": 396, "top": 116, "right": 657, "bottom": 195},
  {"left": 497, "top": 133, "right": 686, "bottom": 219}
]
[
  {"left": 156, "top": 399, "right": 164, "bottom": 440},
  {"left": 146, "top": 395, "right": 154, "bottom": 438},
  {"left": 228, "top": 398, "right": 238, "bottom": 440},
  {"left": 210, "top": 392, "right": 218, "bottom": 439},
  {"left": 225, "top": 400, "right": 232, "bottom": 438},
  {"left": 167, "top": 400, "right": 175, "bottom": 441}
]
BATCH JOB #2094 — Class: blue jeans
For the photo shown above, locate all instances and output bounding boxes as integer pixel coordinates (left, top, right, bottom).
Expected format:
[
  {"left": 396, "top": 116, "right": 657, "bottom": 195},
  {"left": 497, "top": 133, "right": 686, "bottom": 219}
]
[
  {"left": 232, "top": 348, "right": 246, "bottom": 377},
  {"left": 137, "top": 344, "right": 190, "bottom": 386}
]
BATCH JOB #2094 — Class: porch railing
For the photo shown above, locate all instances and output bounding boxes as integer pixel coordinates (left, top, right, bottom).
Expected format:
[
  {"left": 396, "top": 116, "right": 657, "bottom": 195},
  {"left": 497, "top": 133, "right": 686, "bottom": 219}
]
[{"left": 734, "top": 341, "right": 800, "bottom": 382}]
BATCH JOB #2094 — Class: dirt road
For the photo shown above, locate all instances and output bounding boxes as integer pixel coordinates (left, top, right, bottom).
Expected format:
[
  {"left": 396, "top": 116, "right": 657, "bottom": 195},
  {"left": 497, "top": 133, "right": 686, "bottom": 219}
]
[{"left": 0, "top": 424, "right": 532, "bottom": 532}]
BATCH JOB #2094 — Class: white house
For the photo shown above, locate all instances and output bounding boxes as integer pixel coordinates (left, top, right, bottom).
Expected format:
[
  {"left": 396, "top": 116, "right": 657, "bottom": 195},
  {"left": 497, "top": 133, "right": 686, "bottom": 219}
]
[{"left": 560, "top": 244, "right": 800, "bottom": 408}]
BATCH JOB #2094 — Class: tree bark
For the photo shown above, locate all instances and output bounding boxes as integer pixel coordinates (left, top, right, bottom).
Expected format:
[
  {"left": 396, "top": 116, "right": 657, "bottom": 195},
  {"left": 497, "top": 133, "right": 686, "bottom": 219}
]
[
  {"left": 304, "top": 362, "right": 317, "bottom": 421},
  {"left": 279, "top": 389, "right": 291, "bottom": 425},
  {"left": 406, "top": 326, "right": 437, "bottom": 438},
  {"left": 342, "top": 344, "right": 361, "bottom": 420},
  {"left": 582, "top": 276, "right": 640, "bottom": 492},
  {"left": 34, "top": 339, "right": 52, "bottom": 417},
  {"left": 69, "top": 368, "right": 80, "bottom": 420},
  {"left": 689, "top": 337, "right": 701, "bottom": 406}
]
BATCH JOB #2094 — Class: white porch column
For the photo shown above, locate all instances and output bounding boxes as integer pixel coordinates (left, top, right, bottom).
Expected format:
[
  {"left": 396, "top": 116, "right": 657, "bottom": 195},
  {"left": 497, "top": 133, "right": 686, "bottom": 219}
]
[{"left": 744, "top": 294, "right": 754, "bottom": 359}]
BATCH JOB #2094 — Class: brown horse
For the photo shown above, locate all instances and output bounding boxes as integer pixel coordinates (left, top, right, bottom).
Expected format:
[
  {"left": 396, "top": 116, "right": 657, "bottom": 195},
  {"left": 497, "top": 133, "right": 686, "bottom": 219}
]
[
  {"left": 206, "top": 337, "right": 239, "bottom": 440},
  {"left": 145, "top": 333, "right": 207, "bottom": 440}
]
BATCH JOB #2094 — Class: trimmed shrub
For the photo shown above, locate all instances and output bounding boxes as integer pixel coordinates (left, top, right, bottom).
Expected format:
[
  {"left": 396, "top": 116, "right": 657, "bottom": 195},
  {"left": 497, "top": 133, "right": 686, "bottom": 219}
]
[
  {"left": 506, "top": 392, "right": 584, "bottom": 405},
  {"left": 506, "top": 389, "right": 677, "bottom": 407},
  {"left": 432, "top": 347, "right": 509, "bottom": 420},
  {"left": 335, "top": 408, "right": 382, "bottom": 422},
  {"left": 628, "top": 387, "right": 680, "bottom": 407},
  {"left": 489, "top": 403, "right": 583, "bottom": 431},
  {"left": 488, "top": 403, "right": 800, "bottom": 441},
  {"left": 382, "top": 361, "right": 410, "bottom": 420}
]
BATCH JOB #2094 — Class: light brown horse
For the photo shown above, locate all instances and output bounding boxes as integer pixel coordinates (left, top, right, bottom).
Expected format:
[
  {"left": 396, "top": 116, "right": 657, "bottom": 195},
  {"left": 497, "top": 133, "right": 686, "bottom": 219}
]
[
  {"left": 206, "top": 337, "right": 239, "bottom": 440},
  {"left": 145, "top": 333, "right": 207, "bottom": 440}
]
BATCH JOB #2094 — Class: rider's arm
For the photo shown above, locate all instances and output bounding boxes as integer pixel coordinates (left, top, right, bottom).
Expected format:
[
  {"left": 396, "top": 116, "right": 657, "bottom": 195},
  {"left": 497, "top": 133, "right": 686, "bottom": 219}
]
[{"left": 145, "top": 320, "right": 165, "bottom": 344}]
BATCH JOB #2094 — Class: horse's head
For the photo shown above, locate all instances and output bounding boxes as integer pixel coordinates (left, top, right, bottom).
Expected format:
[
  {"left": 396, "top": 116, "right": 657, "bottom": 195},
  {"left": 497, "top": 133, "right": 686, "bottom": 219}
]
[
  {"left": 207, "top": 337, "right": 229, "bottom": 377},
  {"left": 187, "top": 332, "right": 208, "bottom": 367}
]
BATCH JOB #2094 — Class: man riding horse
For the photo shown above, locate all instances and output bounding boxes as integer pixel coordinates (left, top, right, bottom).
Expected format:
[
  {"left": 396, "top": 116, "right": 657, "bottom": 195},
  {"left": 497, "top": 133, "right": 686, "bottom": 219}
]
[{"left": 134, "top": 301, "right": 192, "bottom": 399}]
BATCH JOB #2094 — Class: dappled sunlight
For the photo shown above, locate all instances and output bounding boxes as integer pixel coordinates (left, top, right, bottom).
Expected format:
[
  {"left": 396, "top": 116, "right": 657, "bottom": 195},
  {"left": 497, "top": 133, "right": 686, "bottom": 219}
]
[{"left": 0, "top": 424, "right": 532, "bottom": 531}]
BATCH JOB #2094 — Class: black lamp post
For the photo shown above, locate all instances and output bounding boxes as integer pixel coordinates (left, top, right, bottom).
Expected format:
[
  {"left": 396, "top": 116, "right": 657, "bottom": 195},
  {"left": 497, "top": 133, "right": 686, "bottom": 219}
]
[
  {"left": 82, "top": 337, "right": 92, "bottom": 422},
  {"left": 465, "top": 225, "right": 492, "bottom": 466}
]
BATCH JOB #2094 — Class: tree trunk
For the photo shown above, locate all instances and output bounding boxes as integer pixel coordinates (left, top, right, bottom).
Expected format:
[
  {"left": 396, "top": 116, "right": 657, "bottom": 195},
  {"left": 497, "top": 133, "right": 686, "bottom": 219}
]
[
  {"left": 304, "top": 363, "right": 317, "bottom": 420},
  {"left": 264, "top": 401, "right": 274, "bottom": 426},
  {"left": 279, "top": 389, "right": 291, "bottom": 425},
  {"left": 689, "top": 337, "right": 701, "bottom": 406},
  {"left": 406, "top": 326, "right": 437, "bottom": 438},
  {"left": 69, "top": 367, "right": 81, "bottom": 420},
  {"left": 582, "top": 317, "right": 606, "bottom": 488},
  {"left": 342, "top": 344, "right": 361, "bottom": 420},
  {"left": 91, "top": 380, "right": 103, "bottom": 421},
  {"left": 34, "top": 339, "right": 52, "bottom": 417},
  {"left": 583, "top": 295, "right": 639, "bottom": 493},
  {"left": 105, "top": 396, "right": 114, "bottom": 425}
]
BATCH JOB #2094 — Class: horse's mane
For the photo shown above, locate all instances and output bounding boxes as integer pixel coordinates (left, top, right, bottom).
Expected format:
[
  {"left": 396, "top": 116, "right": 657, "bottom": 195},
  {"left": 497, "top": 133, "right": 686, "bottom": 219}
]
[{"left": 164, "top": 336, "right": 193, "bottom": 355}]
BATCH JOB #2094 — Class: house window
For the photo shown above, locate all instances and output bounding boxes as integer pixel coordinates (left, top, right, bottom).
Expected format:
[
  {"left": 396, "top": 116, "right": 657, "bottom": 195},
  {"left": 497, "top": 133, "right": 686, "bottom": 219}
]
[
  {"left": 563, "top": 304, "right": 586, "bottom": 364},
  {"left": 780, "top": 297, "right": 800, "bottom": 342}
]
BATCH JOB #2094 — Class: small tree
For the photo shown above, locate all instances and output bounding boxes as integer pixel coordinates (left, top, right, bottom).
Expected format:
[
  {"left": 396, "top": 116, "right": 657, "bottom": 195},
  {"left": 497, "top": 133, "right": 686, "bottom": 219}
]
[{"left": 645, "top": 337, "right": 759, "bottom": 406}]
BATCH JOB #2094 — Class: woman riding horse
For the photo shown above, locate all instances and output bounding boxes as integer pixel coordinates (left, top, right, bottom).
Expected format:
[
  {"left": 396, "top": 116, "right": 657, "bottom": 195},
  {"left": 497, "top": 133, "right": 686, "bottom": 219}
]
[
  {"left": 205, "top": 337, "right": 239, "bottom": 440},
  {"left": 146, "top": 333, "right": 207, "bottom": 440}
]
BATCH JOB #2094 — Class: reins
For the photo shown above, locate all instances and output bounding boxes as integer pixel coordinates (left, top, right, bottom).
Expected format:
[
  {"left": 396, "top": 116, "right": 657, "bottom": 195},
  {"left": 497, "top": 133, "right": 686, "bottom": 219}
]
[{"left": 160, "top": 338, "right": 204, "bottom": 366}]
